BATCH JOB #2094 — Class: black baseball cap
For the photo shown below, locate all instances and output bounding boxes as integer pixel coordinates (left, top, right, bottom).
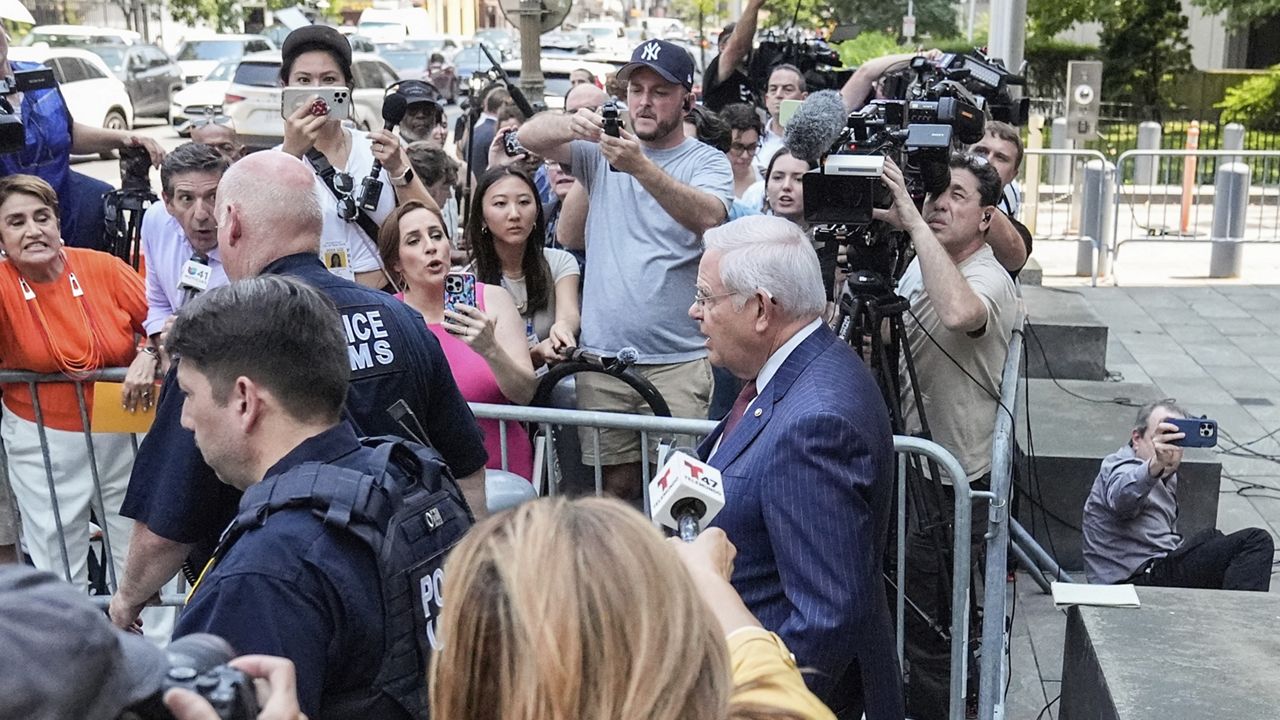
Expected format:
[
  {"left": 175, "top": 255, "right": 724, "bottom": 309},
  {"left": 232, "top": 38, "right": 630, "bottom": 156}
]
[
  {"left": 618, "top": 39, "right": 695, "bottom": 91},
  {"left": 280, "top": 25, "right": 353, "bottom": 84},
  {"left": 395, "top": 79, "right": 444, "bottom": 108}
]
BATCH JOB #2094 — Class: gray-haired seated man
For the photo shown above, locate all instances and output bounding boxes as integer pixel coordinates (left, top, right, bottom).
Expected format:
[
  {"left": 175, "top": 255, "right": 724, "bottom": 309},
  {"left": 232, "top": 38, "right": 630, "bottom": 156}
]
[{"left": 1082, "top": 399, "right": 1274, "bottom": 590}]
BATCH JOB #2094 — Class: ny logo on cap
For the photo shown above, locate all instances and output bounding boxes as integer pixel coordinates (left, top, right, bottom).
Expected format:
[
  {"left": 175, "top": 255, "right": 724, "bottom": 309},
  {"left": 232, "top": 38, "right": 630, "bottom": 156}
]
[{"left": 641, "top": 42, "right": 661, "bottom": 61}]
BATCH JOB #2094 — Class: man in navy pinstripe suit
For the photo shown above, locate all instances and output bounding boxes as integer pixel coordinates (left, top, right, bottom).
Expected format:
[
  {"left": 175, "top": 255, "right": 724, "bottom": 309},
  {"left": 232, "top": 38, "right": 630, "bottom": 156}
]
[{"left": 691, "top": 216, "right": 902, "bottom": 720}]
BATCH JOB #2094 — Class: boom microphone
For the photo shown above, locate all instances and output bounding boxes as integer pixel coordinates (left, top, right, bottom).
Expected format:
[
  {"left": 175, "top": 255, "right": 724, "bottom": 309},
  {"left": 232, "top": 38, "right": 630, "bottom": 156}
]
[
  {"left": 784, "top": 90, "right": 848, "bottom": 163},
  {"left": 477, "top": 42, "right": 536, "bottom": 118},
  {"left": 648, "top": 450, "right": 726, "bottom": 542}
]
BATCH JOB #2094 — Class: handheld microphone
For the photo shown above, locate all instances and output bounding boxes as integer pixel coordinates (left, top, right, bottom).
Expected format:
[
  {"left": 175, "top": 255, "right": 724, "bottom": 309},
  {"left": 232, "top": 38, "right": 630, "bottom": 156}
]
[
  {"left": 177, "top": 252, "right": 212, "bottom": 304},
  {"left": 358, "top": 93, "right": 409, "bottom": 212},
  {"left": 784, "top": 90, "right": 848, "bottom": 163},
  {"left": 648, "top": 450, "right": 726, "bottom": 542}
]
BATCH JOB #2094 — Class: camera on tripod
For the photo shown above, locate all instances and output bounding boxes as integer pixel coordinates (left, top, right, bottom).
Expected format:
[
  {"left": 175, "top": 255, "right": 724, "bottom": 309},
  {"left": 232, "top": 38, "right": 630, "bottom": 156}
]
[
  {"left": 803, "top": 51, "right": 1026, "bottom": 283},
  {"left": 0, "top": 67, "right": 58, "bottom": 154}
]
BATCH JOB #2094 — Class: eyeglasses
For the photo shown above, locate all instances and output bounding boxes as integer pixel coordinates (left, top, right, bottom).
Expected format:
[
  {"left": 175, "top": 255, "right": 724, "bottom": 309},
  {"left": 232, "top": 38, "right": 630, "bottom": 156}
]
[
  {"left": 728, "top": 140, "right": 760, "bottom": 156},
  {"left": 693, "top": 288, "right": 738, "bottom": 308},
  {"left": 189, "top": 113, "right": 232, "bottom": 129}
]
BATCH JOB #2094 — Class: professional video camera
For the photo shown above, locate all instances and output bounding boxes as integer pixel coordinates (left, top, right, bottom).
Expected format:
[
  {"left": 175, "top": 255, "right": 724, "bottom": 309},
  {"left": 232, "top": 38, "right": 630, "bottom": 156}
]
[
  {"left": 748, "top": 31, "right": 848, "bottom": 92},
  {"left": 0, "top": 66, "right": 58, "bottom": 153},
  {"left": 794, "top": 50, "right": 1027, "bottom": 282},
  {"left": 103, "top": 145, "right": 158, "bottom": 269}
]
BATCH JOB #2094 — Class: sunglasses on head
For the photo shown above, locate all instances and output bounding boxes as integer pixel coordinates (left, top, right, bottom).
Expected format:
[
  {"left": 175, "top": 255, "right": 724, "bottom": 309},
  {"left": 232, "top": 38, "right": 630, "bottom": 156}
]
[{"left": 189, "top": 113, "right": 233, "bottom": 129}]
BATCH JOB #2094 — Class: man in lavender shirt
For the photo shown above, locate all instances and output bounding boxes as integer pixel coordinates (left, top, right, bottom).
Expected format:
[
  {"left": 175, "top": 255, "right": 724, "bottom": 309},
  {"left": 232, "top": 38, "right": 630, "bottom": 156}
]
[
  {"left": 140, "top": 142, "right": 230, "bottom": 345},
  {"left": 1082, "top": 399, "right": 1273, "bottom": 590}
]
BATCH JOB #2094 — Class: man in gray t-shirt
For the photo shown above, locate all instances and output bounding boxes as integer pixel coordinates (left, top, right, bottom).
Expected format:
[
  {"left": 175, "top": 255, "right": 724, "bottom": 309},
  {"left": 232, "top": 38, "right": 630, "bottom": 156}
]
[{"left": 520, "top": 39, "right": 733, "bottom": 498}]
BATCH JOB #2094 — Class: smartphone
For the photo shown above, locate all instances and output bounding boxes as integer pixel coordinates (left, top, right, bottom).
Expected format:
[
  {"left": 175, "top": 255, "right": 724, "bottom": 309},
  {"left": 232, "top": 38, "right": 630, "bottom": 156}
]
[
  {"left": 503, "top": 129, "right": 527, "bottom": 157},
  {"left": 444, "top": 272, "right": 477, "bottom": 313},
  {"left": 281, "top": 87, "right": 352, "bottom": 121},
  {"left": 779, "top": 99, "right": 803, "bottom": 129},
  {"left": 1168, "top": 417, "right": 1218, "bottom": 448}
]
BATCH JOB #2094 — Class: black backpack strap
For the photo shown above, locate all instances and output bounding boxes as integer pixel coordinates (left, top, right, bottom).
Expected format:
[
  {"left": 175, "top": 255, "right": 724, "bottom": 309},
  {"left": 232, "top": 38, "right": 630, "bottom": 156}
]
[{"left": 305, "top": 148, "right": 383, "bottom": 245}]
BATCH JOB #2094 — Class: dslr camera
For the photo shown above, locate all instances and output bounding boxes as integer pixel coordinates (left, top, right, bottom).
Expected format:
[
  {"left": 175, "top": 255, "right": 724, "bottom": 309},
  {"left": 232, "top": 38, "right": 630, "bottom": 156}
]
[{"left": 119, "top": 634, "right": 259, "bottom": 720}]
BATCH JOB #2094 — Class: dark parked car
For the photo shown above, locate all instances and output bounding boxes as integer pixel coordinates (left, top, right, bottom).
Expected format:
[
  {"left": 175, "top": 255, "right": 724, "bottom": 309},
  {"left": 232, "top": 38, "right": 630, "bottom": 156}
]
[{"left": 83, "top": 43, "right": 183, "bottom": 119}]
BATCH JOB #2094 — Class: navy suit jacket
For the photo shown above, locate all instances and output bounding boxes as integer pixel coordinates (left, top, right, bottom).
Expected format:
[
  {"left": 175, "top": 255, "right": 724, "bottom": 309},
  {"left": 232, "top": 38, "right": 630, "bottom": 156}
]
[{"left": 701, "top": 325, "right": 903, "bottom": 720}]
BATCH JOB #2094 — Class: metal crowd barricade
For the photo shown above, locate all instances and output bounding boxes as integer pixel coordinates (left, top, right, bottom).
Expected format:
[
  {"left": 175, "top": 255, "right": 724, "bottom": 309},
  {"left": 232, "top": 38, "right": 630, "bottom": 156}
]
[
  {"left": 1019, "top": 148, "right": 1110, "bottom": 243},
  {"left": 0, "top": 368, "right": 125, "bottom": 589},
  {"left": 1109, "top": 148, "right": 1280, "bottom": 278},
  {"left": 976, "top": 310, "right": 1027, "bottom": 720},
  {"left": 471, "top": 404, "right": 989, "bottom": 720}
]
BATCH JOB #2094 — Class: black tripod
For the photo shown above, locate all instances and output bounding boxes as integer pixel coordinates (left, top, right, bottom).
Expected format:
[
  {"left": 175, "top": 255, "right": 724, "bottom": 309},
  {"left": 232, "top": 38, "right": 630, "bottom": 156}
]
[
  {"left": 825, "top": 230, "right": 983, "bottom": 714},
  {"left": 101, "top": 189, "right": 155, "bottom": 270}
]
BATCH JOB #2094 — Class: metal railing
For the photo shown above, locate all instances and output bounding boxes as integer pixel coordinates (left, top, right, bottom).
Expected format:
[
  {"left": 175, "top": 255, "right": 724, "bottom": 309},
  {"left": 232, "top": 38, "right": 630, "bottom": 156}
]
[{"left": 4, "top": 367, "right": 992, "bottom": 718}]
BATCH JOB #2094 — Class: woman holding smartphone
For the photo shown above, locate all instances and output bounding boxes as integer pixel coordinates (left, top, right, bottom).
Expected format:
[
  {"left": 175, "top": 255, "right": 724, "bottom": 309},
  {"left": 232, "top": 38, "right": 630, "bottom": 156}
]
[
  {"left": 378, "top": 200, "right": 538, "bottom": 481},
  {"left": 467, "top": 166, "right": 580, "bottom": 369},
  {"left": 277, "top": 25, "right": 438, "bottom": 289}
]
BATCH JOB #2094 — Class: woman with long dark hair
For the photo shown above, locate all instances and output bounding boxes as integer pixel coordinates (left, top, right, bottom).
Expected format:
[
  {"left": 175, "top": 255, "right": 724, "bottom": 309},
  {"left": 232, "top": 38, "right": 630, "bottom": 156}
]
[{"left": 466, "top": 166, "right": 580, "bottom": 368}]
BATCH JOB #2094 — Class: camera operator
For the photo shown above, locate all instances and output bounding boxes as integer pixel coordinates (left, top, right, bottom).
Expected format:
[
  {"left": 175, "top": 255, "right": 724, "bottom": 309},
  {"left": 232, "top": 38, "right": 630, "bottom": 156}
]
[
  {"left": 874, "top": 154, "right": 1017, "bottom": 720},
  {"left": 840, "top": 49, "right": 941, "bottom": 113},
  {"left": 969, "top": 121, "right": 1031, "bottom": 274},
  {"left": 755, "top": 64, "right": 808, "bottom": 176},
  {"left": 0, "top": 28, "right": 165, "bottom": 250},
  {"left": 518, "top": 39, "right": 733, "bottom": 499},
  {"left": 702, "top": 0, "right": 766, "bottom": 112},
  {"left": 0, "top": 564, "right": 302, "bottom": 720}
]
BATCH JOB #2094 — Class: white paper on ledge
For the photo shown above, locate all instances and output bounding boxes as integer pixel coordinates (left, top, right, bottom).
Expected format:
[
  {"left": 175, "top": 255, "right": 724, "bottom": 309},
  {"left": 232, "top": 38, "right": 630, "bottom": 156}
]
[{"left": 1050, "top": 582, "right": 1141, "bottom": 609}]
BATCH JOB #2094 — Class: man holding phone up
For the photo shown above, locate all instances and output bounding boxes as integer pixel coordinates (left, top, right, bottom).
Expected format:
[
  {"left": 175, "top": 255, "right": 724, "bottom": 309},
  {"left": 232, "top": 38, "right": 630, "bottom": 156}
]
[
  {"left": 1083, "top": 399, "right": 1274, "bottom": 591},
  {"left": 518, "top": 39, "right": 733, "bottom": 499}
]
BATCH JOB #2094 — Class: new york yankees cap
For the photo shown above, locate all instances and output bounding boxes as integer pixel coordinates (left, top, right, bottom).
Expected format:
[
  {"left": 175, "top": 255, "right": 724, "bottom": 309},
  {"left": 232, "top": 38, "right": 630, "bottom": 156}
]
[{"left": 618, "top": 39, "right": 695, "bottom": 91}]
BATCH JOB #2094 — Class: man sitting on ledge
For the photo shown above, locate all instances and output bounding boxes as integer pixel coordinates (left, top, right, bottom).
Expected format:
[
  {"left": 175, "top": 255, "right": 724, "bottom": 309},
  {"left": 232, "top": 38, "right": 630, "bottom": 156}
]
[{"left": 1082, "top": 399, "right": 1274, "bottom": 591}]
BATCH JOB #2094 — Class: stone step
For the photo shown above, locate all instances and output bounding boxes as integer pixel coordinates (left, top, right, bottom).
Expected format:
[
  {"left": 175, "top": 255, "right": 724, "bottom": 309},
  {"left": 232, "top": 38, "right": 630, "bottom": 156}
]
[
  {"left": 1013, "top": 378, "right": 1222, "bottom": 573},
  {"left": 1022, "top": 285, "right": 1109, "bottom": 381},
  {"left": 1019, "top": 256, "right": 1043, "bottom": 286}
]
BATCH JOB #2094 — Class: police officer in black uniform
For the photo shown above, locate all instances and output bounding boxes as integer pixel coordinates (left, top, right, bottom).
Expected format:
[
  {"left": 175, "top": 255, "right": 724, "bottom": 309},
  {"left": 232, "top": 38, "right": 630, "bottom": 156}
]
[
  {"left": 109, "top": 150, "right": 488, "bottom": 631},
  {"left": 167, "top": 274, "right": 437, "bottom": 719}
]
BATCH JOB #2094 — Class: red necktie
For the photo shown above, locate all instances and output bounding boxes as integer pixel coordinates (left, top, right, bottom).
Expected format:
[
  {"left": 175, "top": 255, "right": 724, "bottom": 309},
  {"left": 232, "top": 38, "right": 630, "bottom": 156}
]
[{"left": 720, "top": 379, "right": 758, "bottom": 441}]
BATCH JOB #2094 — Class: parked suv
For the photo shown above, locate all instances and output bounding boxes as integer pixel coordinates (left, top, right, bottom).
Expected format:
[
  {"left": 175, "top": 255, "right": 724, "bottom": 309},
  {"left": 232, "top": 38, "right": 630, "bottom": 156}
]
[
  {"left": 174, "top": 34, "right": 274, "bottom": 85},
  {"left": 82, "top": 43, "right": 183, "bottom": 119},
  {"left": 224, "top": 51, "right": 401, "bottom": 149}
]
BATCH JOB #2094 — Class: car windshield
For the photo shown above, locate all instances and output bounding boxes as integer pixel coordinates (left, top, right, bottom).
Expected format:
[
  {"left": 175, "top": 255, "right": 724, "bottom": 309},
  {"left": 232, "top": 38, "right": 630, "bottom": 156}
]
[
  {"left": 24, "top": 32, "right": 128, "bottom": 47},
  {"left": 403, "top": 39, "right": 446, "bottom": 54},
  {"left": 232, "top": 60, "right": 281, "bottom": 87},
  {"left": 178, "top": 40, "right": 247, "bottom": 61},
  {"left": 206, "top": 60, "right": 237, "bottom": 82},
  {"left": 84, "top": 46, "right": 126, "bottom": 72},
  {"left": 381, "top": 49, "right": 428, "bottom": 72}
]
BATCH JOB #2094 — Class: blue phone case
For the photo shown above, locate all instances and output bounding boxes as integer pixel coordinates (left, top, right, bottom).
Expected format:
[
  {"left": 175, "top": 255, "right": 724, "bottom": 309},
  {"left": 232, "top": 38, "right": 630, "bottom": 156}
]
[
  {"left": 1168, "top": 417, "right": 1217, "bottom": 448},
  {"left": 444, "top": 272, "right": 476, "bottom": 313}
]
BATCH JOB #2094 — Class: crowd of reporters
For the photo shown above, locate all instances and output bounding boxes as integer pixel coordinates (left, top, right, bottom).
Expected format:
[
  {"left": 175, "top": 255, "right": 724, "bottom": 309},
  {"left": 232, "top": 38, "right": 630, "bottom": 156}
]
[{"left": 0, "top": 14, "right": 1043, "bottom": 720}]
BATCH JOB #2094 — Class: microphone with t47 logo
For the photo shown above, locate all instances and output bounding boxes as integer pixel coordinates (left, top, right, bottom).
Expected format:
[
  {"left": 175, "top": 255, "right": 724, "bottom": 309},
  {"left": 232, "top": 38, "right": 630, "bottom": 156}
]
[{"left": 648, "top": 450, "right": 726, "bottom": 542}]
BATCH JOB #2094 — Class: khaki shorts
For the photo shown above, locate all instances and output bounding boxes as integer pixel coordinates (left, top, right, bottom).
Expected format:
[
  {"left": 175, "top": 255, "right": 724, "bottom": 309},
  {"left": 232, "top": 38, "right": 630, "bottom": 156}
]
[{"left": 576, "top": 358, "right": 713, "bottom": 466}]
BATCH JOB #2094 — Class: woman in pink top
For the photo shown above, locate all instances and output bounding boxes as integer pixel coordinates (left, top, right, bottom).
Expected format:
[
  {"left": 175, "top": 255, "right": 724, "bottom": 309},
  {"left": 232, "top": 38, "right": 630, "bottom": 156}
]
[{"left": 378, "top": 200, "right": 537, "bottom": 480}]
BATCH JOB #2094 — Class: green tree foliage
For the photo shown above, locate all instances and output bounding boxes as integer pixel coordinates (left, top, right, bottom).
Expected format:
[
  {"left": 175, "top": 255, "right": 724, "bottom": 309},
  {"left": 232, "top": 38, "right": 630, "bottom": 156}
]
[
  {"left": 1027, "top": 0, "right": 1191, "bottom": 115},
  {"left": 1188, "top": 0, "right": 1280, "bottom": 30},
  {"left": 756, "top": 0, "right": 956, "bottom": 38},
  {"left": 1216, "top": 66, "right": 1280, "bottom": 130},
  {"left": 834, "top": 31, "right": 904, "bottom": 66},
  {"left": 1097, "top": 0, "right": 1192, "bottom": 114},
  {"left": 168, "top": 0, "right": 296, "bottom": 33}
]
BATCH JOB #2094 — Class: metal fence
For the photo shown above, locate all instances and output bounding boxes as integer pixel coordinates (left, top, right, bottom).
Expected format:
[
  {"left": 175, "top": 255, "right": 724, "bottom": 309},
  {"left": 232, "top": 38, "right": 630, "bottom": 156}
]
[
  {"left": 4, "top": 366, "right": 996, "bottom": 719},
  {"left": 1018, "top": 147, "right": 1280, "bottom": 284}
]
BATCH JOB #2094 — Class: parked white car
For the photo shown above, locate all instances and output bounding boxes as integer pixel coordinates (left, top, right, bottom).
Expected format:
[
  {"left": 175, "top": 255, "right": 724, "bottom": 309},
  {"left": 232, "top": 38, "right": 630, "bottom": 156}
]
[
  {"left": 174, "top": 34, "right": 275, "bottom": 85},
  {"left": 170, "top": 59, "right": 237, "bottom": 134},
  {"left": 20, "top": 24, "right": 142, "bottom": 47},
  {"left": 223, "top": 51, "right": 402, "bottom": 148},
  {"left": 8, "top": 46, "right": 134, "bottom": 132}
]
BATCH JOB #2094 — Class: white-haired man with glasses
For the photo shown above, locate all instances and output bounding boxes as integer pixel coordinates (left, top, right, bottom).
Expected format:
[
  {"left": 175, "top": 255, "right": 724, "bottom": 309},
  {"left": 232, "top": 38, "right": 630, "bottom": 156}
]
[{"left": 690, "top": 215, "right": 902, "bottom": 720}]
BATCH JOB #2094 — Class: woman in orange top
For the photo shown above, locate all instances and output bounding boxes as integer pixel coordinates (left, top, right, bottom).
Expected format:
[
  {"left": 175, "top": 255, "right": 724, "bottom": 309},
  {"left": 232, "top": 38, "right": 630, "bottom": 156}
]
[{"left": 0, "top": 174, "right": 153, "bottom": 589}]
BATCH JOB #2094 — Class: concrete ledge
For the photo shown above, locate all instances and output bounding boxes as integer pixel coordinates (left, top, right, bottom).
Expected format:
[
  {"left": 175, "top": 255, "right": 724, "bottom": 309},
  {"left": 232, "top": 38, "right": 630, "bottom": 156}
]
[
  {"left": 1061, "top": 588, "right": 1280, "bottom": 720},
  {"left": 1019, "top": 256, "right": 1043, "bottom": 286},
  {"left": 1023, "top": 286, "right": 1109, "bottom": 381},
  {"left": 1014, "top": 379, "right": 1221, "bottom": 572}
]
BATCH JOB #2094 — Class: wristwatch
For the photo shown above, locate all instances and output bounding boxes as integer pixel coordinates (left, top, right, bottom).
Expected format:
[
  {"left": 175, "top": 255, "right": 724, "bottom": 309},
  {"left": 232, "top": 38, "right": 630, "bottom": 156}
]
[{"left": 390, "top": 167, "right": 415, "bottom": 187}]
